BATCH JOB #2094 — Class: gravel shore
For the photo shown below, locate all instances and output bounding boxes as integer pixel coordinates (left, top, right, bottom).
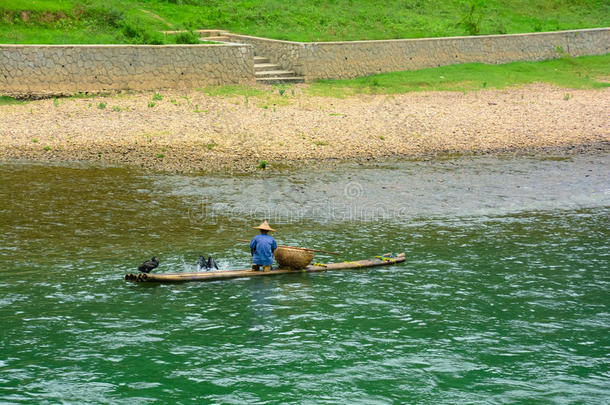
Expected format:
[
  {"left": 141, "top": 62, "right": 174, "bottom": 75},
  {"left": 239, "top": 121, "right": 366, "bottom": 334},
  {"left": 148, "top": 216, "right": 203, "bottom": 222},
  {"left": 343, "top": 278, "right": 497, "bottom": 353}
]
[{"left": 0, "top": 84, "right": 608, "bottom": 172}]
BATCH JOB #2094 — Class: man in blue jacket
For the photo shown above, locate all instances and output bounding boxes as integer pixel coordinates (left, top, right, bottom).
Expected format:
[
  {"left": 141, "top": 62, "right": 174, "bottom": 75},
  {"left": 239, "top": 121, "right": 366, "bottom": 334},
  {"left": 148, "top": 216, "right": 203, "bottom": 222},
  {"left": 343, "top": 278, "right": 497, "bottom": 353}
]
[{"left": 249, "top": 221, "right": 277, "bottom": 271}]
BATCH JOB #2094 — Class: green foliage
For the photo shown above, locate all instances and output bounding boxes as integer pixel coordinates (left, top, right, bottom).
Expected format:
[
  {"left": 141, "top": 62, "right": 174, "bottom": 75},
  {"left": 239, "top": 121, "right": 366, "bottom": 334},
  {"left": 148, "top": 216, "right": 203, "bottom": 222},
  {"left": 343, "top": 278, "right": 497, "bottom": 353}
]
[
  {"left": 148, "top": 101, "right": 156, "bottom": 108},
  {"left": 258, "top": 160, "right": 267, "bottom": 169},
  {"left": 174, "top": 30, "right": 200, "bottom": 44},
  {"left": 460, "top": 1, "right": 483, "bottom": 35},
  {"left": 308, "top": 54, "right": 610, "bottom": 97},
  {"left": 120, "top": 16, "right": 165, "bottom": 44},
  {"left": 0, "top": 0, "right": 608, "bottom": 43},
  {"left": 153, "top": 93, "right": 163, "bottom": 101},
  {"left": 0, "top": 1, "right": 174, "bottom": 44},
  {"left": 98, "top": 101, "right": 106, "bottom": 109}
]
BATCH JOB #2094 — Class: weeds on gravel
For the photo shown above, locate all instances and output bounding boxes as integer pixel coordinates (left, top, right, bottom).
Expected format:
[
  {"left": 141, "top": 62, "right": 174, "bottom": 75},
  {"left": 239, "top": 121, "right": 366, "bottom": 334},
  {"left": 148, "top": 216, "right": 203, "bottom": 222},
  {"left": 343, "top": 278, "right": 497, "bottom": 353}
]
[
  {"left": 70, "top": 92, "right": 105, "bottom": 99},
  {"left": 153, "top": 93, "right": 163, "bottom": 101},
  {"left": 198, "top": 85, "right": 293, "bottom": 107},
  {"left": 198, "top": 85, "right": 266, "bottom": 98},
  {"left": 98, "top": 102, "right": 107, "bottom": 109}
]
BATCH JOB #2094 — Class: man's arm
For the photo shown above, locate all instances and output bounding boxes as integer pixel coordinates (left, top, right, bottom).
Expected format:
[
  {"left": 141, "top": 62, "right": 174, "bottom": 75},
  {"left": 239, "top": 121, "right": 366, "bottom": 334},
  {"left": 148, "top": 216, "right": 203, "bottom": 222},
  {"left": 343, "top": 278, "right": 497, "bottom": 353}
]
[{"left": 249, "top": 237, "right": 256, "bottom": 256}]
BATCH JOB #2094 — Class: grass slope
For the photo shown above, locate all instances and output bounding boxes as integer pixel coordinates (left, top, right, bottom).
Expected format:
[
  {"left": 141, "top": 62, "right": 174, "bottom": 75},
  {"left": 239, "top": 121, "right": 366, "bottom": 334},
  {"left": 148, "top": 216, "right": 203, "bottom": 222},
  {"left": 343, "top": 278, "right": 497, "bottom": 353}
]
[{"left": 1, "top": 0, "right": 608, "bottom": 44}]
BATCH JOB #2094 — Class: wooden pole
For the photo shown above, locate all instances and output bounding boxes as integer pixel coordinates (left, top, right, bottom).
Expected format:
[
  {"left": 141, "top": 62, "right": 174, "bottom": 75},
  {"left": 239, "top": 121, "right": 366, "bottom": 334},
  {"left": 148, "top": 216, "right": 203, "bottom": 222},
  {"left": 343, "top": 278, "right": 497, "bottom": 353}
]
[
  {"left": 124, "top": 253, "right": 406, "bottom": 283},
  {"left": 237, "top": 239, "right": 340, "bottom": 255}
]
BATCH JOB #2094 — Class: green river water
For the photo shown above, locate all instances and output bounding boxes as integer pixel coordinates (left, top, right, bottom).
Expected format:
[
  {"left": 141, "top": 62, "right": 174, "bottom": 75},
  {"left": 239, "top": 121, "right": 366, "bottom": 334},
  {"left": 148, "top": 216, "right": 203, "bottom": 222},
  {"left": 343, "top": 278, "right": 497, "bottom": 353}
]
[{"left": 0, "top": 155, "right": 608, "bottom": 404}]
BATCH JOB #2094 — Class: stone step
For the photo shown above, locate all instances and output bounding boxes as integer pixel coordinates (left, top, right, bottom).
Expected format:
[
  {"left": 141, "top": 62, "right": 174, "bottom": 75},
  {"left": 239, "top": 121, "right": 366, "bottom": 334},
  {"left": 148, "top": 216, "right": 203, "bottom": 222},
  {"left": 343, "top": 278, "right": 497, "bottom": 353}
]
[
  {"left": 196, "top": 29, "right": 228, "bottom": 37},
  {"left": 254, "top": 63, "right": 281, "bottom": 72},
  {"left": 203, "top": 36, "right": 230, "bottom": 42},
  {"left": 254, "top": 56, "right": 270, "bottom": 64},
  {"left": 257, "top": 76, "right": 305, "bottom": 84},
  {"left": 255, "top": 70, "right": 298, "bottom": 78}
]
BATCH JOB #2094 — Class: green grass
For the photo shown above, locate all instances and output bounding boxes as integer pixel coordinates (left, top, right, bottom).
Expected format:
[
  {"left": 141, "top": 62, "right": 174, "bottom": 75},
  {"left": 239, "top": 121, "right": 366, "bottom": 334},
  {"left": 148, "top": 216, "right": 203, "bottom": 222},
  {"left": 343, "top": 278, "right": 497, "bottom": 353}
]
[
  {"left": 308, "top": 54, "right": 610, "bottom": 97},
  {"left": 197, "top": 85, "right": 267, "bottom": 97},
  {"left": 0, "top": 96, "right": 28, "bottom": 105},
  {"left": 1, "top": 0, "right": 608, "bottom": 44}
]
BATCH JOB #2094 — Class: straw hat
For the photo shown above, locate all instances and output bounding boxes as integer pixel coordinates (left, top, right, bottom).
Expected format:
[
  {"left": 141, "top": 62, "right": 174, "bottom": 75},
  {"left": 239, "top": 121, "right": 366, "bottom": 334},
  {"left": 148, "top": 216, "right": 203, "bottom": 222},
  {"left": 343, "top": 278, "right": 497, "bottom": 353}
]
[{"left": 253, "top": 220, "right": 276, "bottom": 232}]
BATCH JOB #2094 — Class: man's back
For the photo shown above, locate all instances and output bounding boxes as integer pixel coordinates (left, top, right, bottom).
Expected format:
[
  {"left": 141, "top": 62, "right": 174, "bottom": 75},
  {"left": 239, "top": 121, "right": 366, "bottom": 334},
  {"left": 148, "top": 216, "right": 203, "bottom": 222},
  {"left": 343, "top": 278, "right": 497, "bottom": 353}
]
[{"left": 250, "top": 234, "right": 277, "bottom": 265}]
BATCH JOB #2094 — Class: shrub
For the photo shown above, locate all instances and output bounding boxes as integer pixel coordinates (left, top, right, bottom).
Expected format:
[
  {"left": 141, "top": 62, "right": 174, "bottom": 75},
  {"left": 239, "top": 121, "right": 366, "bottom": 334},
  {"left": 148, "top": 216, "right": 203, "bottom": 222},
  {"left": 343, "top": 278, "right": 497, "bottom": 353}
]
[
  {"left": 461, "top": 1, "right": 482, "bottom": 35},
  {"left": 121, "top": 17, "right": 165, "bottom": 44},
  {"left": 174, "top": 31, "right": 201, "bottom": 44},
  {"left": 84, "top": 6, "right": 124, "bottom": 28}
]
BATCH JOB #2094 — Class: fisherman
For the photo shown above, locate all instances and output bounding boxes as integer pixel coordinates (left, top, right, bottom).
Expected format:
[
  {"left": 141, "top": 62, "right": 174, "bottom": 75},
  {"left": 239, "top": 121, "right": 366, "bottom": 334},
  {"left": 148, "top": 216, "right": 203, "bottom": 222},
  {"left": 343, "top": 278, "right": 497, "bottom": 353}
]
[{"left": 249, "top": 221, "right": 277, "bottom": 271}]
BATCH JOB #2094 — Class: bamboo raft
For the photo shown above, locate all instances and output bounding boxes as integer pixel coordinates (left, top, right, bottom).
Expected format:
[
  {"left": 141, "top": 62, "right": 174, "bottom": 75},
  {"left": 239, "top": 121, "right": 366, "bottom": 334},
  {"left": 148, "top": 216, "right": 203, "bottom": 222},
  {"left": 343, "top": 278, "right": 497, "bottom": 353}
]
[{"left": 125, "top": 253, "right": 405, "bottom": 283}]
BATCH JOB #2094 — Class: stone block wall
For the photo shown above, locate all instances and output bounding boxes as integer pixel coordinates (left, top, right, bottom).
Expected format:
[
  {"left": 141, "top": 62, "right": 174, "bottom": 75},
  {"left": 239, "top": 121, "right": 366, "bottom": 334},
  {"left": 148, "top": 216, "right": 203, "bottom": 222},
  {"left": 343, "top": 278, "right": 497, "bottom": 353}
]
[
  {"left": 0, "top": 43, "right": 254, "bottom": 98},
  {"left": 0, "top": 28, "right": 607, "bottom": 97},
  {"left": 226, "top": 28, "right": 609, "bottom": 80}
]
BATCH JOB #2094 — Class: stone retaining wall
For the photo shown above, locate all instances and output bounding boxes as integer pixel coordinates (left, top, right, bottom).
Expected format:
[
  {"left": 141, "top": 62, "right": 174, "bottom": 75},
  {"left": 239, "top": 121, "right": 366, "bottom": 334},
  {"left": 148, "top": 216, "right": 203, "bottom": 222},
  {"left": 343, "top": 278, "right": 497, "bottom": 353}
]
[
  {"left": 0, "top": 43, "right": 254, "bottom": 98},
  {"left": 226, "top": 28, "right": 609, "bottom": 80},
  {"left": 0, "top": 28, "right": 607, "bottom": 97}
]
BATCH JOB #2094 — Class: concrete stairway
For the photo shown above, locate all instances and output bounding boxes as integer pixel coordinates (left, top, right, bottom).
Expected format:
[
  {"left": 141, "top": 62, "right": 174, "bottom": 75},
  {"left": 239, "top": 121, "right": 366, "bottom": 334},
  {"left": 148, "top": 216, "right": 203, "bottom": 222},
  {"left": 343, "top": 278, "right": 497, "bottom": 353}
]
[
  {"left": 254, "top": 56, "right": 304, "bottom": 84},
  {"left": 197, "top": 29, "right": 230, "bottom": 42},
  {"left": 192, "top": 30, "right": 305, "bottom": 84}
]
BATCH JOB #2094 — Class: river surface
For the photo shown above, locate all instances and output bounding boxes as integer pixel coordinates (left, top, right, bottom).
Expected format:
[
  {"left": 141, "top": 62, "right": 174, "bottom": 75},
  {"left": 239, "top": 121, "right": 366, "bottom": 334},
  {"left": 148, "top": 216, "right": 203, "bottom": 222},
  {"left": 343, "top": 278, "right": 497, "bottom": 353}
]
[{"left": 1, "top": 154, "right": 609, "bottom": 404}]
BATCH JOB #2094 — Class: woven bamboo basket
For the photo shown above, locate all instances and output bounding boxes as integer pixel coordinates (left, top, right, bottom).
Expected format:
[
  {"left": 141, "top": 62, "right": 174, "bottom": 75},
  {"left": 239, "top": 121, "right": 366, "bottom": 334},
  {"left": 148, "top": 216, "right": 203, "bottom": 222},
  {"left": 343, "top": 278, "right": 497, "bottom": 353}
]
[{"left": 274, "top": 246, "right": 314, "bottom": 269}]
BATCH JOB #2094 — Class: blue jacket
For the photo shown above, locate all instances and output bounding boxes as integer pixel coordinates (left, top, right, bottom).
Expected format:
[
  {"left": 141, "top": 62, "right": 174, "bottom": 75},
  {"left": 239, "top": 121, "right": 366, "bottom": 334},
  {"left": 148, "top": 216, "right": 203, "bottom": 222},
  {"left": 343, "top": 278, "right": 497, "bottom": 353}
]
[{"left": 250, "top": 234, "right": 277, "bottom": 265}]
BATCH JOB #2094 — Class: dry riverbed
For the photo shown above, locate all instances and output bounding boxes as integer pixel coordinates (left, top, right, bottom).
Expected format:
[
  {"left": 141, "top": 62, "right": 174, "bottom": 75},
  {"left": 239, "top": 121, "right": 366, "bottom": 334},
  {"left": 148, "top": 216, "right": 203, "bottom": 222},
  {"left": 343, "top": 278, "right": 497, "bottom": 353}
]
[{"left": 0, "top": 84, "right": 608, "bottom": 172}]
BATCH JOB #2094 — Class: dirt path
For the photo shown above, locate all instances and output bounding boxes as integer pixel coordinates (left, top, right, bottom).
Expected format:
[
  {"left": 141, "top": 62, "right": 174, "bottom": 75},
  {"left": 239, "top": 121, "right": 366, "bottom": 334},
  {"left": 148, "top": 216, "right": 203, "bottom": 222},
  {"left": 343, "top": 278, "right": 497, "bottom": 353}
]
[{"left": 0, "top": 84, "right": 608, "bottom": 172}]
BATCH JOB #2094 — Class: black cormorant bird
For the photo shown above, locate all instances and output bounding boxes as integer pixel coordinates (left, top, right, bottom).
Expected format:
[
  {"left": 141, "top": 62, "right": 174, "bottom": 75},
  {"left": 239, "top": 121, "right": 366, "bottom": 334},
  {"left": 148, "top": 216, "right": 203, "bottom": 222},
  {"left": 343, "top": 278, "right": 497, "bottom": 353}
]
[
  {"left": 207, "top": 256, "right": 219, "bottom": 270},
  {"left": 197, "top": 255, "right": 207, "bottom": 271},
  {"left": 198, "top": 255, "right": 219, "bottom": 271},
  {"left": 138, "top": 256, "right": 159, "bottom": 273}
]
